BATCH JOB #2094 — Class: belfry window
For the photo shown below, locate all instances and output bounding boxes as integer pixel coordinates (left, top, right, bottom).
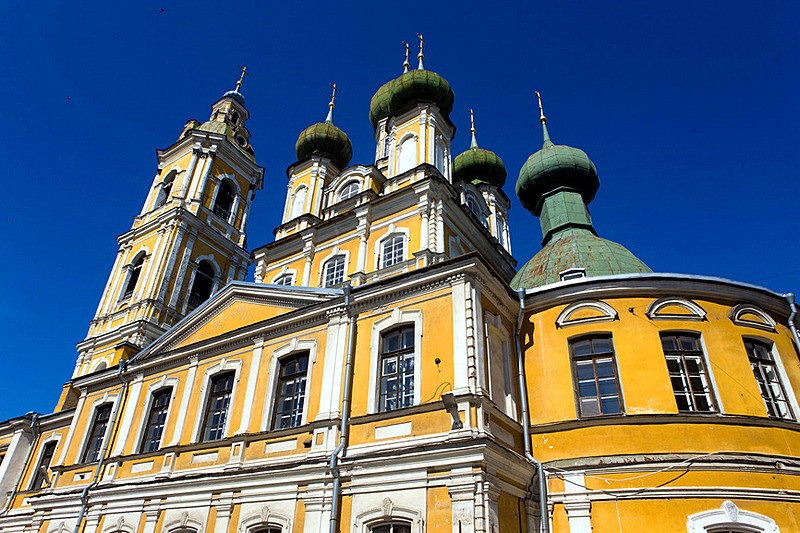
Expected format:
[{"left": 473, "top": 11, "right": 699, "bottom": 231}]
[
  {"left": 200, "top": 372, "right": 235, "bottom": 442},
  {"left": 378, "top": 326, "right": 415, "bottom": 412},
  {"left": 120, "top": 255, "right": 144, "bottom": 301},
  {"left": 381, "top": 235, "right": 405, "bottom": 269},
  {"left": 745, "top": 339, "right": 793, "bottom": 419},
  {"left": 570, "top": 335, "right": 623, "bottom": 417},
  {"left": 82, "top": 403, "right": 112, "bottom": 463},
  {"left": 155, "top": 171, "right": 175, "bottom": 208},
  {"left": 661, "top": 333, "right": 716, "bottom": 413},
  {"left": 323, "top": 255, "right": 346, "bottom": 287},
  {"left": 213, "top": 180, "right": 235, "bottom": 220},
  {"left": 30, "top": 441, "right": 57, "bottom": 490},
  {"left": 273, "top": 353, "right": 309, "bottom": 430},
  {"left": 140, "top": 388, "right": 171, "bottom": 453},
  {"left": 188, "top": 260, "right": 215, "bottom": 310}
]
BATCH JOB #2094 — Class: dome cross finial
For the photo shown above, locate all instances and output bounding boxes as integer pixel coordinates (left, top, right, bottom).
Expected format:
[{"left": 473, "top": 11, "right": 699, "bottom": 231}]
[
  {"left": 535, "top": 90, "right": 552, "bottom": 146},
  {"left": 325, "top": 82, "right": 338, "bottom": 123},
  {"left": 402, "top": 41, "right": 410, "bottom": 73},
  {"left": 234, "top": 65, "right": 250, "bottom": 93},
  {"left": 417, "top": 33, "right": 425, "bottom": 70},
  {"left": 469, "top": 108, "right": 479, "bottom": 149}
]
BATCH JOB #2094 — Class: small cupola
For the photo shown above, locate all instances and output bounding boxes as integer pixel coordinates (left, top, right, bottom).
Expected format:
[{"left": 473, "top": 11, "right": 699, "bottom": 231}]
[
  {"left": 295, "top": 83, "right": 353, "bottom": 169},
  {"left": 453, "top": 109, "right": 507, "bottom": 187}
]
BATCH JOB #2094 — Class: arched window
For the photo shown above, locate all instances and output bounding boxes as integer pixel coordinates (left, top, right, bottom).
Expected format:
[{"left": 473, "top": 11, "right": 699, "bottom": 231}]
[
  {"left": 230, "top": 111, "right": 240, "bottom": 126},
  {"left": 323, "top": 255, "right": 346, "bottom": 287},
  {"left": 272, "top": 352, "right": 309, "bottom": 429},
  {"left": 213, "top": 180, "right": 235, "bottom": 220},
  {"left": 289, "top": 186, "right": 307, "bottom": 219},
  {"left": 82, "top": 403, "right": 112, "bottom": 463},
  {"left": 120, "top": 254, "right": 144, "bottom": 301},
  {"left": 396, "top": 135, "right": 417, "bottom": 174},
  {"left": 378, "top": 326, "right": 415, "bottom": 412},
  {"left": 188, "top": 260, "right": 215, "bottom": 310},
  {"left": 273, "top": 273, "right": 294, "bottom": 286},
  {"left": 381, "top": 234, "right": 405, "bottom": 269},
  {"left": 339, "top": 181, "right": 360, "bottom": 201},
  {"left": 200, "top": 371, "right": 235, "bottom": 442},
  {"left": 496, "top": 214, "right": 508, "bottom": 248},
  {"left": 434, "top": 138, "right": 446, "bottom": 174},
  {"left": 745, "top": 338, "right": 793, "bottom": 419},
  {"left": 155, "top": 171, "right": 176, "bottom": 208},
  {"left": 139, "top": 388, "right": 172, "bottom": 453},
  {"left": 371, "top": 524, "right": 411, "bottom": 533}
]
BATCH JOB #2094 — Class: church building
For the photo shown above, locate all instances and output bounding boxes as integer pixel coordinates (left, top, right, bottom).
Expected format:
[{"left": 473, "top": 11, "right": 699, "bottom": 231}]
[{"left": 1, "top": 40, "right": 799, "bottom": 533}]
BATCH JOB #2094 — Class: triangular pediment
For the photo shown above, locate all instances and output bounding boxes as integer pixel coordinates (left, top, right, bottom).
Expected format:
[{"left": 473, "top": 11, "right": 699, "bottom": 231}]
[{"left": 135, "top": 282, "right": 341, "bottom": 359}]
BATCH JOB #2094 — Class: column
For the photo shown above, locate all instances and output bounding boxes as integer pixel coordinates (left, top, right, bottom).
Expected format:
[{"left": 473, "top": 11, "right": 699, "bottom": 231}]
[
  {"left": 141, "top": 225, "right": 168, "bottom": 299},
  {"left": 103, "top": 245, "right": 133, "bottom": 314},
  {"left": 315, "top": 314, "right": 348, "bottom": 420},
  {"left": 111, "top": 373, "right": 144, "bottom": 456},
  {"left": 563, "top": 473, "right": 592, "bottom": 533},
  {"left": 179, "top": 148, "right": 200, "bottom": 199},
  {"left": 141, "top": 507, "right": 161, "bottom": 533},
  {"left": 157, "top": 223, "right": 187, "bottom": 302},
  {"left": 235, "top": 338, "right": 264, "bottom": 434},
  {"left": 193, "top": 151, "right": 216, "bottom": 203},
  {"left": 418, "top": 111, "right": 427, "bottom": 165},
  {"left": 168, "top": 233, "right": 197, "bottom": 309},
  {"left": 419, "top": 202, "right": 430, "bottom": 251}
]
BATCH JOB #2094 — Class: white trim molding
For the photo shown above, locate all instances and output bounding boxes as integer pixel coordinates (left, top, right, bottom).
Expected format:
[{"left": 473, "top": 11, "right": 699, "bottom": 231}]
[
  {"left": 191, "top": 358, "right": 243, "bottom": 443},
  {"left": 353, "top": 497, "right": 424, "bottom": 533},
  {"left": 687, "top": 500, "right": 779, "bottom": 532},
  {"left": 646, "top": 297, "right": 707, "bottom": 321},
  {"left": 260, "top": 338, "right": 317, "bottom": 432},
  {"left": 238, "top": 505, "right": 292, "bottom": 533},
  {"left": 730, "top": 303, "right": 777, "bottom": 332},
  {"left": 556, "top": 300, "right": 618, "bottom": 328}
]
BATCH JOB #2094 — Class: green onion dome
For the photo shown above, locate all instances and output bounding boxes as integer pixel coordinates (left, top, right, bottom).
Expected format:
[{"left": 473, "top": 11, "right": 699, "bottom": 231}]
[
  {"left": 295, "top": 121, "right": 353, "bottom": 169},
  {"left": 516, "top": 137, "right": 599, "bottom": 216},
  {"left": 369, "top": 69, "right": 455, "bottom": 128},
  {"left": 453, "top": 147, "right": 507, "bottom": 187}
]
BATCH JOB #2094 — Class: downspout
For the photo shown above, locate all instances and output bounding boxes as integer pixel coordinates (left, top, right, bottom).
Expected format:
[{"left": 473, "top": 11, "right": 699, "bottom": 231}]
[
  {"left": 784, "top": 293, "right": 800, "bottom": 355},
  {"left": 73, "top": 360, "right": 130, "bottom": 533},
  {"left": 0, "top": 412, "right": 39, "bottom": 516},
  {"left": 514, "top": 289, "right": 550, "bottom": 533},
  {"left": 329, "top": 284, "right": 357, "bottom": 533}
]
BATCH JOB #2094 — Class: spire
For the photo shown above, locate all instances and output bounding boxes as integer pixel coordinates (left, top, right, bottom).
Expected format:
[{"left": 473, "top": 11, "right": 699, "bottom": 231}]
[
  {"left": 417, "top": 33, "right": 425, "bottom": 70},
  {"left": 325, "top": 82, "right": 338, "bottom": 123},
  {"left": 234, "top": 65, "right": 249, "bottom": 93},
  {"left": 536, "top": 91, "right": 552, "bottom": 147},
  {"left": 403, "top": 41, "right": 410, "bottom": 73},
  {"left": 469, "top": 108, "right": 479, "bottom": 149}
]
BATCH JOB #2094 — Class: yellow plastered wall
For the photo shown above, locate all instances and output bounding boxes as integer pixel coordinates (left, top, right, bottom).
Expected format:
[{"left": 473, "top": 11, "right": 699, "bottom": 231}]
[
  {"left": 426, "top": 486, "right": 452, "bottom": 532},
  {"left": 497, "top": 491, "right": 523, "bottom": 533}
]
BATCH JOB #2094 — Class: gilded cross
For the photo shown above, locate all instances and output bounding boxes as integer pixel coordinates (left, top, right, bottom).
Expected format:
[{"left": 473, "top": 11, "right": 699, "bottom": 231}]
[{"left": 235, "top": 65, "right": 250, "bottom": 92}]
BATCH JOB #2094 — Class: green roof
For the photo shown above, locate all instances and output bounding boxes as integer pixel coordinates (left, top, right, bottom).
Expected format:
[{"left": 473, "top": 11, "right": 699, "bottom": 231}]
[
  {"left": 453, "top": 147, "right": 507, "bottom": 187},
  {"left": 295, "top": 121, "right": 353, "bottom": 169},
  {"left": 369, "top": 69, "right": 454, "bottom": 128},
  {"left": 510, "top": 228, "right": 652, "bottom": 289},
  {"left": 196, "top": 120, "right": 256, "bottom": 162}
]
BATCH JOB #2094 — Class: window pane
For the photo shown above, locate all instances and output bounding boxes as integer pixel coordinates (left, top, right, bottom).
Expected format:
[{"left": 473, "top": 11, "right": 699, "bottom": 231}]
[
  {"left": 572, "top": 340, "right": 592, "bottom": 356},
  {"left": 274, "top": 354, "right": 308, "bottom": 429},
  {"left": 600, "top": 397, "right": 621, "bottom": 414},
  {"left": 571, "top": 336, "right": 621, "bottom": 417},
  {"left": 580, "top": 398, "right": 600, "bottom": 417},
  {"left": 661, "top": 334, "right": 714, "bottom": 413},
  {"left": 202, "top": 373, "right": 234, "bottom": 441},
  {"left": 379, "top": 327, "right": 415, "bottom": 412},
  {"left": 595, "top": 359, "right": 615, "bottom": 378}
]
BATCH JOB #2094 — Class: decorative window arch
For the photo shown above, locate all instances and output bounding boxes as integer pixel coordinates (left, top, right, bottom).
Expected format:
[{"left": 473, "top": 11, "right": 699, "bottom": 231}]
[
  {"left": 368, "top": 309, "right": 423, "bottom": 414},
  {"left": 260, "top": 339, "right": 317, "bottom": 432},
  {"left": 102, "top": 517, "right": 137, "bottom": 533},
  {"left": 354, "top": 498, "right": 424, "bottom": 533},
  {"left": 90, "top": 360, "right": 109, "bottom": 373},
  {"left": 187, "top": 256, "right": 221, "bottom": 311},
  {"left": 289, "top": 185, "right": 308, "bottom": 220},
  {"left": 338, "top": 180, "right": 361, "bottom": 201},
  {"left": 163, "top": 512, "right": 205, "bottom": 533},
  {"left": 646, "top": 297, "right": 707, "bottom": 321},
  {"left": 155, "top": 169, "right": 177, "bottom": 208},
  {"left": 119, "top": 250, "right": 147, "bottom": 302},
  {"left": 192, "top": 358, "right": 242, "bottom": 443},
  {"left": 238, "top": 505, "right": 292, "bottom": 533},
  {"left": 556, "top": 300, "right": 618, "bottom": 328},
  {"left": 730, "top": 303, "right": 777, "bottom": 332},
  {"left": 396, "top": 133, "right": 418, "bottom": 174},
  {"left": 687, "top": 500, "right": 779, "bottom": 532}
]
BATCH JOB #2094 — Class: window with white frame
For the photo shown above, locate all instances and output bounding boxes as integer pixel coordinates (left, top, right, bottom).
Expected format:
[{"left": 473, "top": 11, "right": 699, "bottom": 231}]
[
  {"left": 661, "top": 333, "right": 716, "bottom": 413},
  {"left": 155, "top": 170, "right": 176, "bottom": 208},
  {"left": 397, "top": 135, "right": 417, "bottom": 174},
  {"left": 289, "top": 185, "right": 307, "bottom": 220},
  {"left": 273, "top": 273, "right": 294, "bottom": 286},
  {"left": 434, "top": 137, "right": 446, "bottom": 174},
  {"left": 339, "top": 181, "right": 360, "bottom": 201},
  {"left": 745, "top": 338, "right": 793, "bottom": 419},
  {"left": 200, "top": 372, "right": 235, "bottom": 442},
  {"left": 120, "top": 254, "right": 144, "bottom": 301},
  {"left": 378, "top": 326, "right": 415, "bottom": 412},
  {"left": 188, "top": 260, "right": 215, "bottom": 310},
  {"left": 82, "top": 403, "right": 112, "bottom": 462},
  {"left": 139, "top": 388, "right": 171, "bottom": 453},
  {"left": 381, "top": 234, "right": 405, "bottom": 269},
  {"left": 273, "top": 352, "right": 309, "bottom": 429},
  {"left": 30, "top": 441, "right": 57, "bottom": 489},
  {"left": 323, "top": 255, "right": 346, "bottom": 287}
]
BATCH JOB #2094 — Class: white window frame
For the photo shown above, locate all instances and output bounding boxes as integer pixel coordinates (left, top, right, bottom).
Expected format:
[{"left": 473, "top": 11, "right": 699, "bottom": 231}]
[
  {"left": 76, "top": 393, "right": 119, "bottom": 464},
  {"left": 368, "top": 309, "right": 423, "bottom": 414},
  {"left": 192, "top": 359, "right": 243, "bottom": 443},
  {"left": 288, "top": 184, "right": 308, "bottom": 220},
  {"left": 354, "top": 500, "right": 423, "bottom": 533},
  {"left": 210, "top": 175, "right": 241, "bottom": 225},
  {"left": 272, "top": 272, "right": 295, "bottom": 286},
  {"left": 380, "top": 234, "right": 406, "bottom": 269},
  {"left": 744, "top": 336, "right": 800, "bottom": 420},
  {"left": 687, "top": 500, "right": 779, "bottom": 532},
  {"left": 396, "top": 133, "right": 418, "bottom": 174},
  {"left": 238, "top": 506, "right": 292, "bottom": 533},
  {"left": 260, "top": 339, "right": 317, "bottom": 432},
  {"left": 338, "top": 180, "right": 361, "bottom": 202},
  {"left": 374, "top": 227, "right": 410, "bottom": 271},
  {"left": 321, "top": 253, "right": 348, "bottom": 288},
  {"left": 28, "top": 434, "right": 61, "bottom": 490},
  {"left": 131, "top": 376, "right": 179, "bottom": 454}
]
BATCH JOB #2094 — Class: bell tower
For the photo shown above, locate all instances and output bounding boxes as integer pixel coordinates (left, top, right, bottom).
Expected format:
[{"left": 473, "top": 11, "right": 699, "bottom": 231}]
[{"left": 73, "top": 70, "right": 264, "bottom": 378}]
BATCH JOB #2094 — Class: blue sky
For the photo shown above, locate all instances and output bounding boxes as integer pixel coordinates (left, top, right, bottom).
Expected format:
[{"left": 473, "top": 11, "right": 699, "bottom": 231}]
[{"left": 0, "top": 1, "right": 798, "bottom": 421}]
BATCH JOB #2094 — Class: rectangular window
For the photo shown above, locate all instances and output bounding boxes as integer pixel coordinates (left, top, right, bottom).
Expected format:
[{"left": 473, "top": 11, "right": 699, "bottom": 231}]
[
  {"left": 746, "top": 339, "right": 793, "bottom": 419},
  {"left": 570, "top": 335, "right": 623, "bottom": 417},
  {"left": 273, "top": 353, "right": 309, "bottom": 429},
  {"left": 379, "top": 326, "right": 415, "bottom": 412},
  {"left": 82, "top": 404, "right": 112, "bottom": 463},
  {"left": 201, "top": 372, "right": 235, "bottom": 442},
  {"left": 381, "top": 235, "right": 405, "bottom": 268},
  {"left": 661, "top": 334, "right": 715, "bottom": 413},
  {"left": 31, "top": 441, "right": 57, "bottom": 490},
  {"left": 140, "top": 389, "right": 172, "bottom": 453}
]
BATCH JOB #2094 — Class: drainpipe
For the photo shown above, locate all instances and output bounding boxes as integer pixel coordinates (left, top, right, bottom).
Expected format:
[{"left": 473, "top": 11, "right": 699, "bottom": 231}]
[
  {"left": 329, "top": 285, "right": 357, "bottom": 533},
  {"left": 73, "top": 360, "right": 130, "bottom": 533},
  {"left": 0, "top": 412, "right": 39, "bottom": 516},
  {"left": 514, "top": 289, "right": 550, "bottom": 533},
  {"left": 784, "top": 293, "right": 800, "bottom": 356}
]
